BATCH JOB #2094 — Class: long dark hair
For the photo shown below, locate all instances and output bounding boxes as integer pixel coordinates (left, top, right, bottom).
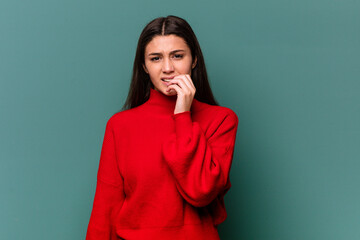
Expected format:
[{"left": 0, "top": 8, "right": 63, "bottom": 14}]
[{"left": 119, "top": 15, "right": 219, "bottom": 112}]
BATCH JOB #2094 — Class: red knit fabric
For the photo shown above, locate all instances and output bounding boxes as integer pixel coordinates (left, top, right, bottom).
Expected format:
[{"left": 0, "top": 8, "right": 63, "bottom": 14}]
[{"left": 86, "top": 88, "right": 239, "bottom": 240}]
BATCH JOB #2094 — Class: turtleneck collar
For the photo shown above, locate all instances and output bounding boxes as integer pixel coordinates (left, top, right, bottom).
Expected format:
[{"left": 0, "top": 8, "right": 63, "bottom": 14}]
[{"left": 145, "top": 87, "right": 201, "bottom": 115}]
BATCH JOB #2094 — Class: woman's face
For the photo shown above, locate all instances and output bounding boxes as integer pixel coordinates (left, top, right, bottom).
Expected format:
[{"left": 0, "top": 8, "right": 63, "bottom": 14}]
[{"left": 143, "top": 34, "right": 197, "bottom": 96}]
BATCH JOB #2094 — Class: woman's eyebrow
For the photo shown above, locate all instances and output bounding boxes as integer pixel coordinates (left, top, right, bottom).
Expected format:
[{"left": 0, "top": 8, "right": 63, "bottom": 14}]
[{"left": 148, "top": 49, "right": 185, "bottom": 56}]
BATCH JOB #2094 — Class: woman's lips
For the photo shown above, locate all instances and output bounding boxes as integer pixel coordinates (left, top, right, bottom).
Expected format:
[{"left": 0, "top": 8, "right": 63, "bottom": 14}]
[
  {"left": 161, "top": 79, "right": 172, "bottom": 87},
  {"left": 161, "top": 76, "right": 176, "bottom": 81}
]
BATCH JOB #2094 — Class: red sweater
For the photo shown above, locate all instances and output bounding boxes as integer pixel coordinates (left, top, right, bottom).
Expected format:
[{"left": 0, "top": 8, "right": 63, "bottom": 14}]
[{"left": 86, "top": 88, "right": 239, "bottom": 240}]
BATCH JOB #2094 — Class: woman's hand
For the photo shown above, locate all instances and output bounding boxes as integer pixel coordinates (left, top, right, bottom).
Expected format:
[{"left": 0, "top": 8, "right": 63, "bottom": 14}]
[{"left": 166, "top": 74, "right": 196, "bottom": 115}]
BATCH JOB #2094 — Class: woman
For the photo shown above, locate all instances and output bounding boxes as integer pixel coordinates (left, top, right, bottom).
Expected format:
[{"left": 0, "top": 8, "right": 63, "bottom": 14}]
[{"left": 86, "top": 15, "right": 239, "bottom": 240}]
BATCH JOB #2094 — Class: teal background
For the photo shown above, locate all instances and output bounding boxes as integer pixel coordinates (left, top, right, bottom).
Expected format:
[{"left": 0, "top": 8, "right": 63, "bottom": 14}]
[{"left": 1, "top": 0, "right": 359, "bottom": 239}]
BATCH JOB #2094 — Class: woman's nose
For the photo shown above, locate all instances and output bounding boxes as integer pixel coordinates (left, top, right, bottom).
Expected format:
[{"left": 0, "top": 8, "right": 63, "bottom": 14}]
[{"left": 162, "top": 58, "right": 174, "bottom": 72}]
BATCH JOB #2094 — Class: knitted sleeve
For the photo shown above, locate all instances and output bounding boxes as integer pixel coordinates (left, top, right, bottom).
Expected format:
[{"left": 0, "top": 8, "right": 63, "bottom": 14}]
[
  {"left": 161, "top": 109, "right": 239, "bottom": 207},
  {"left": 86, "top": 117, "right": 125, "bottom": 240}
]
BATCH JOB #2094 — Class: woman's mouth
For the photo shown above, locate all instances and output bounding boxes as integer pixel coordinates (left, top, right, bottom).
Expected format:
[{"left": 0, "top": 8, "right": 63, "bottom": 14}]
[{"left": 161, "top": 76, "right": 176, "bottom": 82}]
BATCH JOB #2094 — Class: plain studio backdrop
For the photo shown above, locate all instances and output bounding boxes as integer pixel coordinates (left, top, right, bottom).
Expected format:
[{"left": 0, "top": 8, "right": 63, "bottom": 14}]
[{"left": 0, "top": 0, "right": 359, "bottom": 239}]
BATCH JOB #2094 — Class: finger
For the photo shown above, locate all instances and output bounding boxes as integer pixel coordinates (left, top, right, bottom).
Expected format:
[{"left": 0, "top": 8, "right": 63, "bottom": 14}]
[
  {"left": 166, "top": 83, "right": 182, "bottom": 95},
  {"left": 175, "top": 74, "right": 192, "bottom": 90},
  {"left": 168, "top": 78, "right": 190, "bottom": 93},
  {"left": 184, "top": 74, "right": 196, "bottom": 89},
  {"left": 172, "top": 75, "right": 193, "bottom": 92}
]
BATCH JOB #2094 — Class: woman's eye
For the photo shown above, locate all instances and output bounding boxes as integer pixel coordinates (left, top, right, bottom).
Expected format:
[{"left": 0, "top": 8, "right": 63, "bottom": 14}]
[
  {"left": 150, "top": 57, "right": 160, "bottom": 61},
  {"left": 174, "top": 54, "right": 183, "bottom": 59}
]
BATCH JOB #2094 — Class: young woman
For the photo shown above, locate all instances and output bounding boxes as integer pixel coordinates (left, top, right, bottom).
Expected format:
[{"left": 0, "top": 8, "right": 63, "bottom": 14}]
[{"left": 86, "top": 15, "right": 239, "bottom": 240}]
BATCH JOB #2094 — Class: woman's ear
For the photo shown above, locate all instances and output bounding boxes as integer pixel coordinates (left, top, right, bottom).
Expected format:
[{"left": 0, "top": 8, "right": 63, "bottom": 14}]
[
  {"left": 142, "top": 64, "right": 148, "bottom": 74},
  {"left": 192, "top": 56, "right": 198, "bottom": 69}
]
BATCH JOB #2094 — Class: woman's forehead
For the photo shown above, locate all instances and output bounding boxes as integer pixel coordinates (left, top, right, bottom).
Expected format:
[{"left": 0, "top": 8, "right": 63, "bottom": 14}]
[{"left": 145, "top": 35, "right": 189, "bottom": 54}]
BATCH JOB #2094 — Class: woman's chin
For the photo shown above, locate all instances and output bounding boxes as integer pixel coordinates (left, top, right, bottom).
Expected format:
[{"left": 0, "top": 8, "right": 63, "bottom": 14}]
[
  {"left": 165, "top": 89, "right": 177, "bottom": 96},
  {"left": 158, "top": 87, "right": 175, "bottom": 95}
]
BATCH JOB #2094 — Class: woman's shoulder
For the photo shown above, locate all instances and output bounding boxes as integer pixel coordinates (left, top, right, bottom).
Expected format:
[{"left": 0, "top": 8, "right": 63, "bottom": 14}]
[
  {"left": 196, "top": 100, "right": 238, "bottom": 122},
  {"left": 105, "top": 106, "right": 142, "bottom": 130}
]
